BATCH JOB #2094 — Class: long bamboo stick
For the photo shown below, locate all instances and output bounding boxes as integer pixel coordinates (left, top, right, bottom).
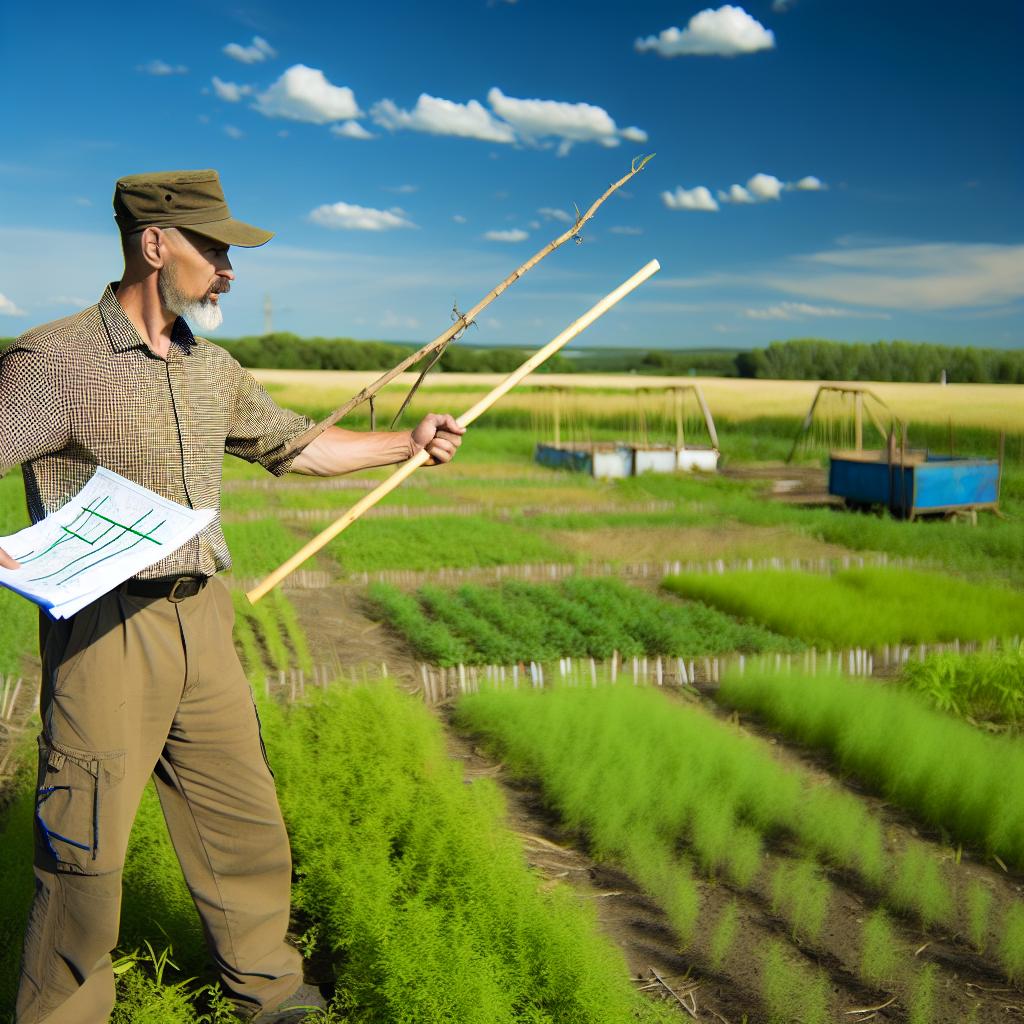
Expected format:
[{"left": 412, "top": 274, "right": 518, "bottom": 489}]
[
  {"left": 276, "top": 155, "right": 655, "bottom": 460},
  {"left": 248, "top": 258, "right": 660, "bottom": 603}
]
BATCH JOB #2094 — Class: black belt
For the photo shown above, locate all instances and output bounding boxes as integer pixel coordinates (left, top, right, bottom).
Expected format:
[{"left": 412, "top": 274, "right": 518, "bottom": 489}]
[{"left": 123, "top": 576, "right": 209, "bottom": 602}]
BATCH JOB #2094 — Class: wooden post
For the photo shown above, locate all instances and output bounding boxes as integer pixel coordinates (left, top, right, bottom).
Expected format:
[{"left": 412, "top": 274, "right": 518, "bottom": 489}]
[
  {"left": 674, "top": 387, "right": 684, "bottom": 451},
  {"left": 854, "top": 391, "right": 864, "bottom": 450}
]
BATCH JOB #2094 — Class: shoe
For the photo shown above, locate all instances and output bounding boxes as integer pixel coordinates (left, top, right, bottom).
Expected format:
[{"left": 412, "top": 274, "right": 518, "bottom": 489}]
[{"left": 252, "top": 981, "right": 330, "bottom": 1022}]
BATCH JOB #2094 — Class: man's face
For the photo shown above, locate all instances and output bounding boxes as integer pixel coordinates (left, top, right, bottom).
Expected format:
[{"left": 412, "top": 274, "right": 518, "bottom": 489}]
[{"left": 157, "top": 228, "right": 234, "bottom": 332}]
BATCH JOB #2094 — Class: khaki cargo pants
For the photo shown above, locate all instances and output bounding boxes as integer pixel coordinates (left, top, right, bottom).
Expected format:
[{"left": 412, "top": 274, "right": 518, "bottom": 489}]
[{"left": 15, "top": 577, "right": 302, "bottom": 1023}]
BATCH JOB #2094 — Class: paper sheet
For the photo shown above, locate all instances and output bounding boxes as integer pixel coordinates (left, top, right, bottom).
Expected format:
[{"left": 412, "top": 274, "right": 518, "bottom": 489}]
[{"left": 0, "top": 467, "right": 215, "bottom": 619}]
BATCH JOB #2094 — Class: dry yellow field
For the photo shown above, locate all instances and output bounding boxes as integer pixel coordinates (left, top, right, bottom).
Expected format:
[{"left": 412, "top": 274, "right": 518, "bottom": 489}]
[{"left": 254, "top": 369, "right": 1024, "bottom": 432}]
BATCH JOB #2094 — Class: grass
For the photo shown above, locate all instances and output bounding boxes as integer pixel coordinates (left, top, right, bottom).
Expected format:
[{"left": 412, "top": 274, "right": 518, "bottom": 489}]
[
  {"left": 716, "top": 669, "right": 1024, "bottom": 870},
  {"left": 1, "top": 679, "right": 674, "bottom": 1023},
  {"left": 454, "top": 685, "right": 896, "bottom": 916},
  {"left": 966, "top": 881, "right": 993, "bottom": 953},
  {"left": 367, "top": 578, "right": 799, "bottom": 667},
  {"left": 999, "top": 903, "right": 1024, "bottom": 985},
  {"left": 329, "top": 515, "right": 568, "bottom": 573},
  {"left": 769, "top": 859, "right": 831, "bottom": 944},
  {"left": 860, "top": 909, "right": 900, "bottom": 988},
  {"left": 760, "top": 940, "right": 830, "bottom": 1024},
  {"left": 900, "top": 642, "right": 1024, "bottom": 726},
  {"left": 664, "top": 567, "right": 1024, "bottom": 647},
  {"left": 709, "top": 901, "right": 740, "bottom": 972}
]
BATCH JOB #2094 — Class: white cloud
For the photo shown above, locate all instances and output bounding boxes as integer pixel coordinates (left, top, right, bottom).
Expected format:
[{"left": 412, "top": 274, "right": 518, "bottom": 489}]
[
  {"left": 718, "top": 183, "right": 754, "bottom": 204},
  {"left": 0, "top": 292, "right": 25, "bottom": 316},
  {"left": 381, "top": 310, "right": 420, "bottom": 331},
  {"left": 309, "top": 202, "right": 415, "bottom": 231},
  {"left": 384, "top": 184, "right": 419, "bottom": 194},
  {"left": 224, "top": 36, "right": 276, "bottom": 64},
  {"left": 744, "top": 302, "right": 891, "bottom": 320},
  {"left": 330, "top": 121, "right": 375, "bottom": 140},
  {"left": 662, "top": 185, "right": 719, "bottom": 212},
  {"left": 538, "top": 207, "right": 573, "bottom": 223},
  {"left": 223, "top": 125, "right": 244, "bottom": 140},
  {"left": 610, "top": 225, "right": 643, "bottom": 235},
  {"left": 767, "top": 243, "right": 1024, "bottom": 311},
  {"left": 137, "top": 59, "right": 188, "bottom": 75},
  {"left": 255, "top": 65, "right": 361, "bottom": 124},
  {"left": 747, "top": 172, "right": 784, "bottom": 200},
  {"left": 452, "top": 214, "right": 467, "bottom": 224},
  {"left": 486, "top": 87, "right": 645, "bottom": 151},
  {"left": 484, "top": 229, "right": 529, "bottom": 242},
  {"left": 792, "top": 175, "right": 826, "bottom": 191},
  {"left": 772, "top": 0, "right": 796, "bottom": 11},
  {"left": 372, "top": 94, "right": 515, "bottom": 143},
  {"left": 636, "top": 5, "right": 775, "bottom": 58},
  {"left": 212, "top": 76, "right": 252, "bottom": 102}
]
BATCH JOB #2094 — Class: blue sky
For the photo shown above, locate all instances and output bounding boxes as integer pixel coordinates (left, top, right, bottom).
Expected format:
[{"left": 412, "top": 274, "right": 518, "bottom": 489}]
[{"left": 1, "top": 0, "right": 1021, "bottom": 350}]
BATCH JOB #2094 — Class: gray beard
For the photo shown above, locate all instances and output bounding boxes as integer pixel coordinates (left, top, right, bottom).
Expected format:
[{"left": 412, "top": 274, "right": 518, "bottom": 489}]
[{"left": 158, "top": 265, "right": 224, "bottom": 332}]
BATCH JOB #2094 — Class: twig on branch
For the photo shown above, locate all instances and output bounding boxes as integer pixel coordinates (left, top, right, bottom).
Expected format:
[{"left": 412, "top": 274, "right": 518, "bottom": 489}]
[{"left": 277, "top": 154, "right": 655, "bottom": 458}]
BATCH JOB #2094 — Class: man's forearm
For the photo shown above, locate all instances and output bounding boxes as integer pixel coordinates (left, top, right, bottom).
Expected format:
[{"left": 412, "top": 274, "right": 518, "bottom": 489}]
[{"left": 289, "top": 426, "right": 415, "bottom": 477}]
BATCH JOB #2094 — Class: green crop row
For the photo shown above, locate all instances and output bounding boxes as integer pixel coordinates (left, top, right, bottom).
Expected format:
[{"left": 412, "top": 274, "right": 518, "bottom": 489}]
[
  {"left": 454, "top": 685, "right": 1024, "bottom": 997},
  {"left": 664, "top": 567, "right": 1024, "bottom": 647},
  {"left": 0, "top": 474, "right": 35, "bottom": 678},
  {"left": 716, "top": 668, "right": 1024, "bottom": 871},
  {"left": 367, "top": 578, "right": 799, "bottom": 666},
  {"left": 900, "top": 642, "right": 1024, "bottom": 726},
  {"left": 0, "top": 681, "right": 672, "bottom": 1023}
]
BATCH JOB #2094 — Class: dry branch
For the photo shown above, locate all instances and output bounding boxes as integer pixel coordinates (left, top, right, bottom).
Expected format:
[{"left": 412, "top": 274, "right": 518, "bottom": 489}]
[{"left": 277, "top": 155, "right": 655, "bottom": 459}]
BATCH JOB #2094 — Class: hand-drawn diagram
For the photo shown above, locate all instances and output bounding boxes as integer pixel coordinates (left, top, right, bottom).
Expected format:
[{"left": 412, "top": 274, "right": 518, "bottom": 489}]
[{"left": 0, "top": 467, "right": 214, "bottom": 619}]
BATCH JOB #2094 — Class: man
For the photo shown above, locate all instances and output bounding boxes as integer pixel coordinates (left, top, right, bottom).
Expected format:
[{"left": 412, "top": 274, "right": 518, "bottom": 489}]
[{"left": 0, "top": 169, "right": 465, "bottom": 1023}]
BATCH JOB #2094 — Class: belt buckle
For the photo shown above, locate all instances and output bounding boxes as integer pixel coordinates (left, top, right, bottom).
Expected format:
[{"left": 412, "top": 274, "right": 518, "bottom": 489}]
[{"left": 168, "top": 577, "right": 193, "bottom": 603}]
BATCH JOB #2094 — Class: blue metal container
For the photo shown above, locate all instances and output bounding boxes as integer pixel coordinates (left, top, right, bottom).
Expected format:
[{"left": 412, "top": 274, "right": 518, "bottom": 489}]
[{"left": 829, "top": 451, "right": 1000, "bottom": 518}]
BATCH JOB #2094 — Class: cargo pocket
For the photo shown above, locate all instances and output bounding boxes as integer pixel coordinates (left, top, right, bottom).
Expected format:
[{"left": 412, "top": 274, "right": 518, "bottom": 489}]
[{"left": 34, "top": 735, "right": 126, "bottom": 875}]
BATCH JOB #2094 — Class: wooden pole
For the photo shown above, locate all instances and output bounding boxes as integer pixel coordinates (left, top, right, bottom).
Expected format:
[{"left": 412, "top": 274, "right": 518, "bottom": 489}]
[
  {"left": 854, "top": 391, "right": 864, "bottom": 450},
  {"left": 277, "top": 156, "right": 655, "bottom": 460},
  {"left": 247, "top": 259, "right": 660, "bottom": 603}
]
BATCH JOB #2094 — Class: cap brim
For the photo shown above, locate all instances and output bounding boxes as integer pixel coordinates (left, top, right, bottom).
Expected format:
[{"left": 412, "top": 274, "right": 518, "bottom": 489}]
[{"left": 184, "top": 217, "right": 274, "bottom": 248}]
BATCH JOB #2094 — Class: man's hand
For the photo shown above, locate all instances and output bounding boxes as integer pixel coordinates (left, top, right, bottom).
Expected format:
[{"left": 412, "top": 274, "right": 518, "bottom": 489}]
[
  {"left": 411, "top": 414, "right": 466, "bottom": 466},
  {"left": 0, "top": 546, "right": 20, "bottom": 570}
]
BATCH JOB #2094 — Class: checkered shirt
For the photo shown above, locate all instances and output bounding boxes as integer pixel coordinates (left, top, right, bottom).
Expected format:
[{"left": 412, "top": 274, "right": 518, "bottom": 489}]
[{"left": 0, "top": 284, "right": 314, "bottom": 579}]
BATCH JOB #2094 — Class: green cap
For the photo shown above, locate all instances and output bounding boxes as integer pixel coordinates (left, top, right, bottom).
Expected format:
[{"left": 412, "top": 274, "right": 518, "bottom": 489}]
[{"left": 113, "top": 169, "right": 273, "bottom": 247}]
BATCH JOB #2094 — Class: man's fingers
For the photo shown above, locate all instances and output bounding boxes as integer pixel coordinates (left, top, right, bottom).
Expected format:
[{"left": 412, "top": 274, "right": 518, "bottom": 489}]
[
  {"left": 0, "top": 547, "right": 21, "bottom": 570},
  {"left": 427, "top": 438, "right": 458, "bottom": 461}
]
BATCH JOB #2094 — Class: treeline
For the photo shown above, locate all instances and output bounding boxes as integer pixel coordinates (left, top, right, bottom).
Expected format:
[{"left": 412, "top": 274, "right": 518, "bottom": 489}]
[
  {"left": 737, "top": 339, "right": 1024, "bottom": 384},
  {"left": 215, "top": 332, "right": 572, "bottom": 374}
]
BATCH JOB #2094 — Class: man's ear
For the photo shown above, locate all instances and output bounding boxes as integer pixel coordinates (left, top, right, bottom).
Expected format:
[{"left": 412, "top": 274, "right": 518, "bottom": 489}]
[{"left": 139, "top": 226, "right": 171, "bottom": 269}]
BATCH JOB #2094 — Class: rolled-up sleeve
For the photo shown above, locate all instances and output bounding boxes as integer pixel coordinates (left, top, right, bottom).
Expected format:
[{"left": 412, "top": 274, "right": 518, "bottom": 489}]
[
  {"left": 0, "top": 345, "right": 71, "bottom": 478},
  {"left": 225, "top": 363, "right": 316, "bottom": 476}
]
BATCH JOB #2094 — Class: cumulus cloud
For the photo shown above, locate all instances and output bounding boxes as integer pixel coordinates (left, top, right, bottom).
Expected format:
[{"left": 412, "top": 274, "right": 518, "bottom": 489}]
[
  {"left": 484, "top": 228, "right": 529, "bottom": 242},
  {"left": 718, "top": 183, "right": 753, "bottom": 204},
  {"left": 255, "top": 65, "right": 360, "bottom": 124},
  {"left": 538, "top": 207, "right": 573, "bottom": 223},
  {"left": 0, "top": 292, "right": 25, "bottom": 316},
  {"left": 372, "top": 94, "right": 515, "bottom": 143},
  {"left": 662, "top": 185, "right": 719, "bottom": 212},
  {"left": 744, "top": 302, "right": 891, "bottom": 320},
  {"left": 137, "top": 59, "right": 188, "bottom": 75},
  {"left": 792, "top": 175, "right": 826, "bottom": 191},
  {"left": 636, "top": 5, "right": 775, "bottom": 58},
  {"left": 384, "top": 184, "right": 419, "bottom": 194},
  {"left": 224, "top": 36, "right": 276, "bottom": 64},
  {"left": 746, "top": 172, "right": 784, "bottom": 201},
  {"left": 309, "top": 202, "right": 414, "bottom": 231},
  {"left": 330, "top": 121, "right": 375, "bottom": 140},
  {"left": 767, "top": 243, "right": 1024, "bottom": 311},
  {"left": 452, "top": 214, "right": 468, "bottom": 224},
  {"left": 223, "top": 125, "right": 244, "bottom": 140},
  {"left": 610, "top": 225, "right": 644, "bottom": 235},
  {"left": 212, "top": 76, "right": 252, "bottom": 102},
  {"left": 772, "top": 0, "right": 796, "bottom": 11},
  {"left": 486, "top": 87, "right": 646, "bottom": 152}
]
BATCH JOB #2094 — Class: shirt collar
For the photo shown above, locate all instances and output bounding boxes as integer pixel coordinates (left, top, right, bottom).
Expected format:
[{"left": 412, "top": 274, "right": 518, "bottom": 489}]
[{"left": 98, "top": 283, "right": 197, "bottom": 356}]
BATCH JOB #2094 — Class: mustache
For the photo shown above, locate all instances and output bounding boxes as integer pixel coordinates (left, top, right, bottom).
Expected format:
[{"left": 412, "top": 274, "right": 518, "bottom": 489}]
[{"left": 209, "top": 282, "right": 231, "bottom": 296}]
